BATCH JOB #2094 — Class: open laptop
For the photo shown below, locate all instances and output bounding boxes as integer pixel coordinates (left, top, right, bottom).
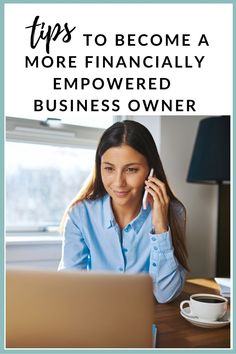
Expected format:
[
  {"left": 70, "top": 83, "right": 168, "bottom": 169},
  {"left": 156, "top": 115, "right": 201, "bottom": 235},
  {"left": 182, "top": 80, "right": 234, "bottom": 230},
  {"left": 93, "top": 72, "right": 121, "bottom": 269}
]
[{"left": 6, "top": 269, "right": 155, "bottom": 348}]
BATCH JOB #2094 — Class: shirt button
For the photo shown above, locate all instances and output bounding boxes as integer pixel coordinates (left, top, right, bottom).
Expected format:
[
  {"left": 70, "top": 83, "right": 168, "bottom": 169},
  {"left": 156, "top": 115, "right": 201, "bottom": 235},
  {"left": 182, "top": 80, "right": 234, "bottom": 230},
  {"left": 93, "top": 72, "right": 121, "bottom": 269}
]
[
  {"left": 125, "top": 225, "right": 131, "bottom": 232},
  {"left": 153, "top": 246, "right": 158, "bottom": 251},
  {"left": 152, "top": 262, "right": 157, "bottom": 267},
  {"left": 151, "top": 236, "right": 157, "bottom": 241},
  {"left": 119, "top": 267, "right": 124, "bottom": 272},
  {"left": 123, "top": 248, "right": 128, "bottom": 253}
]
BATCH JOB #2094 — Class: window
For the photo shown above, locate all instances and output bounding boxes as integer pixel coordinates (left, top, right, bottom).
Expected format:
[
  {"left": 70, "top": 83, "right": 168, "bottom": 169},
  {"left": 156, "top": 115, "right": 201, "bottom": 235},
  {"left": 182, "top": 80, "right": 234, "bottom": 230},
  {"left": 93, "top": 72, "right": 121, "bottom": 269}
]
[
  {"left": 6, "top": 142, "right": 95, "bottom": 231},
  {"left": 6, "top": 116, "right": 116, "bottom": 236}
]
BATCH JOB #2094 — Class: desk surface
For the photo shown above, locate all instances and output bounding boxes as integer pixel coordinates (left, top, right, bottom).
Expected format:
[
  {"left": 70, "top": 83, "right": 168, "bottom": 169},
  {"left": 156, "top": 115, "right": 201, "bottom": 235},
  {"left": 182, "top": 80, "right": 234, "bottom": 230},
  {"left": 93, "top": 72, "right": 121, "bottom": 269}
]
[{"left": 154, "top": 278, "right": 230, "bottom": 348}]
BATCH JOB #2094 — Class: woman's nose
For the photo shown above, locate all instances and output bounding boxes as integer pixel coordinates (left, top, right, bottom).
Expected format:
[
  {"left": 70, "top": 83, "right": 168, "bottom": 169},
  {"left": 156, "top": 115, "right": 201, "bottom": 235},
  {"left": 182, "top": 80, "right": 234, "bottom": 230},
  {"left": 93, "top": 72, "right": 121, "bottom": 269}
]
[{"left": 113, "top": 171, "right": 126, "bottom": 186}]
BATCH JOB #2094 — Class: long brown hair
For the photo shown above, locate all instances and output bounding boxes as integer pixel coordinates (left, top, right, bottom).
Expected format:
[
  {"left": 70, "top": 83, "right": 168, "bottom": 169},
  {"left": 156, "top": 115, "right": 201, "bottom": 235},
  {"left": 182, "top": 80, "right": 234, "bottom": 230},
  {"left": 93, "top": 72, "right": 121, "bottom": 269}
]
[{"left": 62, "top": 120, "right": 189, "bottom": 271}]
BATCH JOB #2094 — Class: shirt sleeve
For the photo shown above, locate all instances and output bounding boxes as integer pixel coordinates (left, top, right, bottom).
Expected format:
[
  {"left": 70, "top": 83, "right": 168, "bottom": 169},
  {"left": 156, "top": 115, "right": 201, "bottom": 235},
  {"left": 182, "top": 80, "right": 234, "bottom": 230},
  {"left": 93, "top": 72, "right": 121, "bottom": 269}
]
[
  {"left": 149, "top": 228, "right": 186, "bottom": 303},
  {"left": 58, "top": 207, "right": 90, "bottom": 271}
]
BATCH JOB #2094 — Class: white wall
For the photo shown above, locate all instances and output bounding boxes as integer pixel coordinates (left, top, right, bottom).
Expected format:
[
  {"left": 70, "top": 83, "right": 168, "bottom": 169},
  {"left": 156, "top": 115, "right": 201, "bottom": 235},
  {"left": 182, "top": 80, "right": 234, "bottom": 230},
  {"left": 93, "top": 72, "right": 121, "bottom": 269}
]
[{"left": 160, "top": 116, "right": 218, "bottom": 277}]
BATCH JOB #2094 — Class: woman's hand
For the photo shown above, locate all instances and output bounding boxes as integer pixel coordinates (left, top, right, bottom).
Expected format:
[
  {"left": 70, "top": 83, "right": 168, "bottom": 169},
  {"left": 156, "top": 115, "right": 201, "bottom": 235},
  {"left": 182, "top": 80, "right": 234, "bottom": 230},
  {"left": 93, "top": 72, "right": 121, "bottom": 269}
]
[{"left": 144, "top": 176, "right": 170, "bottom": 234}]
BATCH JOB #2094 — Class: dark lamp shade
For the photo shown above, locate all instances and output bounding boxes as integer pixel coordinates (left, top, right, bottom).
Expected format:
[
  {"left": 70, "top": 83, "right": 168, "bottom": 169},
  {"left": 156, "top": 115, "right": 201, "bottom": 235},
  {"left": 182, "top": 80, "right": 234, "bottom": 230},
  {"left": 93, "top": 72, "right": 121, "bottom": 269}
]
[{"left": 187, "top": 116, "right": 230, "bottom": 184}]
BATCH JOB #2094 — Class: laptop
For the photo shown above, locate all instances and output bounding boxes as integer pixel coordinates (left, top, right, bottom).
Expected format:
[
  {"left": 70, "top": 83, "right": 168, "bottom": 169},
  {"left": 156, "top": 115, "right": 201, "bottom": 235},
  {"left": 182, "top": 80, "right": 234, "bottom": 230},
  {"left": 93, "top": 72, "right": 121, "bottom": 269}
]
[{"left": 6, "top": 269, "right": 155, "bottom": 348}]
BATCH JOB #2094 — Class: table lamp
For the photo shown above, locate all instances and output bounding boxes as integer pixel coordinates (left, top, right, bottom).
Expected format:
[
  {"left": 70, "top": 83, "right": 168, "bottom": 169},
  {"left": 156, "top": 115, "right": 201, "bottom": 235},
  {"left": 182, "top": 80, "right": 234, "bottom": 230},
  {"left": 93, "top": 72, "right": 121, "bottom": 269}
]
[{"left": 187, "top": 116, "right": 230, "bottom": 277}]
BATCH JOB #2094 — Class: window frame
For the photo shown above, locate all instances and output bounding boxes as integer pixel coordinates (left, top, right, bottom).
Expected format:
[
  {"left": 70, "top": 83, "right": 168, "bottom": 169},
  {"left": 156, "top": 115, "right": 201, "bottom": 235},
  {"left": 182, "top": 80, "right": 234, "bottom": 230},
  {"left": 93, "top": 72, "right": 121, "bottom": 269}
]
[
  {"left": 6, "top": 116, "right": 106, "bottom": 149},
  {"left": 5, "top": 116, "right": 116, "bottom": 239}
]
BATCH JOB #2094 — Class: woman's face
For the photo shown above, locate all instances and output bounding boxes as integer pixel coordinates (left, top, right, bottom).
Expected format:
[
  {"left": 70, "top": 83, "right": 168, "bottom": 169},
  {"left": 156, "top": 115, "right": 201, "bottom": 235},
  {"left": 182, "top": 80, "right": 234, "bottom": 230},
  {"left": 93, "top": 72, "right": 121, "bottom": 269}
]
[{"left": 101, "top": 144, "right": 149, "bottom": 208}]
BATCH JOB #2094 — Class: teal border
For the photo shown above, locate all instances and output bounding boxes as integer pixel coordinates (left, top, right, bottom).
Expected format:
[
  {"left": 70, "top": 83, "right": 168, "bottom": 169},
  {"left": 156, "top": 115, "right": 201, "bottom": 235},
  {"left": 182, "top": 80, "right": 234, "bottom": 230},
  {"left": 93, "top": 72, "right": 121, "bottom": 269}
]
[
  {"left": 233, "top": 1, "right": 235, "bottom": 353},
  {"left": 0, "top": 0, "right": 234, "bottom": 3},
  {"left": 1, "top": 1, "right": 235, "bottom": 354},
  {"left": 0, "top": 1, "right": 3, "bottom": 354}
]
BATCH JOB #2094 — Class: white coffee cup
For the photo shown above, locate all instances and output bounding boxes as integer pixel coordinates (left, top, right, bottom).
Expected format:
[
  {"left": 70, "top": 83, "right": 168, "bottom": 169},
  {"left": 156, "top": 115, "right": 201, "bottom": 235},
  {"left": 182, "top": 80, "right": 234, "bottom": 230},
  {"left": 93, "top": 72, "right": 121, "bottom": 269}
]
[{"left": 180, "top": 293, "right": 228, "bottom": 321}]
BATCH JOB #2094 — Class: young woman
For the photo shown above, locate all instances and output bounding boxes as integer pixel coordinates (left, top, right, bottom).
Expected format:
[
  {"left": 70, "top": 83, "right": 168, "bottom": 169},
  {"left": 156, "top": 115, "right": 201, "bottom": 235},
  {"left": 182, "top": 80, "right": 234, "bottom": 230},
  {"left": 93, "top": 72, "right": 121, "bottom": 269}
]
[{"left": 58, "top": 120, "right": 188, "bottom": 303}]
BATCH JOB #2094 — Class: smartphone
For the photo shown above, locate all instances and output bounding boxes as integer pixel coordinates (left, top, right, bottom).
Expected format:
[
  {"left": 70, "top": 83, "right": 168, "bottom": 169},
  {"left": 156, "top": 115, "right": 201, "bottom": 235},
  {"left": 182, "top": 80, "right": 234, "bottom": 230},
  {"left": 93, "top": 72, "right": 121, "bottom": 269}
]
[{"left": 142, "top": 168, "right": 154, "bottom": 210}]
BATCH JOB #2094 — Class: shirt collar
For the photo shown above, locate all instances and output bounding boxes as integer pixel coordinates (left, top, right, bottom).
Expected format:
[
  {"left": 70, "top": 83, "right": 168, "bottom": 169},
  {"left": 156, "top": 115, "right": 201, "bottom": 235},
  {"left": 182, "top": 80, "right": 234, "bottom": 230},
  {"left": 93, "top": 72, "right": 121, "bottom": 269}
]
[
  {"left": 103, "top": 194, "right": 151, "bottom": 233},
  {"left": 103, "top": 195, "right": 116, "bottom": 229},
  {"left": 130, "top": 206, "right": 151, "bottom": 234}
]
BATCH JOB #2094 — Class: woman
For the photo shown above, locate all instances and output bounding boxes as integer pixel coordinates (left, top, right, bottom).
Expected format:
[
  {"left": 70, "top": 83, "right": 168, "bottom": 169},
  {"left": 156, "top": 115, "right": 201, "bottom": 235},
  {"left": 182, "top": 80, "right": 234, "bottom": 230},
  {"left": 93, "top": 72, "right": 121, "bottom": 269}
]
[{"left": 58, "top": 120, "right": 188, "bottom": 303}]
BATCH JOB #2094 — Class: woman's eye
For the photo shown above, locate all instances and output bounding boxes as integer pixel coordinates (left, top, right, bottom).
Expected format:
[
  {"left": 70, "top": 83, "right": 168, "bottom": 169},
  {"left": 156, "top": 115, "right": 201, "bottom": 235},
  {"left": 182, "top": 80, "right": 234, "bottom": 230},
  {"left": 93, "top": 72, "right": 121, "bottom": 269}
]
[
  {"left": 104, "top": 166, "right": 114, "bottom": 172},
  {"left": 126, "top": 167, "right": 138, "bottom": 173}
]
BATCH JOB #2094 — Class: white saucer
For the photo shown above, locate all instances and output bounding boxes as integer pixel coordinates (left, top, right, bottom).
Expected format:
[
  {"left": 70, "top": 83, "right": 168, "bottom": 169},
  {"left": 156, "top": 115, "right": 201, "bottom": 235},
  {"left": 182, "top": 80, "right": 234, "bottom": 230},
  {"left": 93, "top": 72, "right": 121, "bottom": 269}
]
[{"left": 180, "top": 306, "right": 230, "bottom": 328}]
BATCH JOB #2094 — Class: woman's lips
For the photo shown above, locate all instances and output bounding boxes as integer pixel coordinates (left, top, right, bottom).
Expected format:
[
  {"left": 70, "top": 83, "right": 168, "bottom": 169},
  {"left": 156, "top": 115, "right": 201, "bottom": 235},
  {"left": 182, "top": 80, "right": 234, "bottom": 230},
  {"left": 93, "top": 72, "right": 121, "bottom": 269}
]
[{"left": 113, "top": 190, "right": 130, "bottom": 197}]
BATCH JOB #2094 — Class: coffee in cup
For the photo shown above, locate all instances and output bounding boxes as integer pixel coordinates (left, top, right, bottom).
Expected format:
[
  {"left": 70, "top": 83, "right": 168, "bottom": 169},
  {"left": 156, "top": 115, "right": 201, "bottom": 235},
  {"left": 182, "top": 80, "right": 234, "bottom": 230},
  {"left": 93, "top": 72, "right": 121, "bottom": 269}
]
[{"left": 180, "top": 293, "right": 228, "bottom": 321}]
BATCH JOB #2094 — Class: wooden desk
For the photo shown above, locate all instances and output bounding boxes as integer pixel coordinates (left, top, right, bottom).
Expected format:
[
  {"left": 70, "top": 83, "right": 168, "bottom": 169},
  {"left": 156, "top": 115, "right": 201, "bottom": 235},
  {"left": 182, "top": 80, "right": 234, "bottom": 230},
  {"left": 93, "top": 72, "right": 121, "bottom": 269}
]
[{"left": 154, "top": 278, "right": 230, "bottom": 348}]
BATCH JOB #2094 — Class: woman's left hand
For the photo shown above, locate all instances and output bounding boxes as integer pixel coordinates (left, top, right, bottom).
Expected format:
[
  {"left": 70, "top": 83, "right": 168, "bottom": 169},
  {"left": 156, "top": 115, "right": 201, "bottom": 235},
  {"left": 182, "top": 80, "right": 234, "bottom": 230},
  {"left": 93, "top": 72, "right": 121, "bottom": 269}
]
[{"left": 145, "top": 176, "right": 170, "bottom": 234}]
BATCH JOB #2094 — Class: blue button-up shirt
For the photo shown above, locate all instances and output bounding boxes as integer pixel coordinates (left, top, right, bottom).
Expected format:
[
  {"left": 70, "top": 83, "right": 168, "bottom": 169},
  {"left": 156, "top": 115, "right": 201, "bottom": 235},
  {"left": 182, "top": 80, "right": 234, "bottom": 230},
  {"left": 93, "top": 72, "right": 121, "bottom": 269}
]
[{"left": 58, "top": 194, "right": 186, "bottom": 303}]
